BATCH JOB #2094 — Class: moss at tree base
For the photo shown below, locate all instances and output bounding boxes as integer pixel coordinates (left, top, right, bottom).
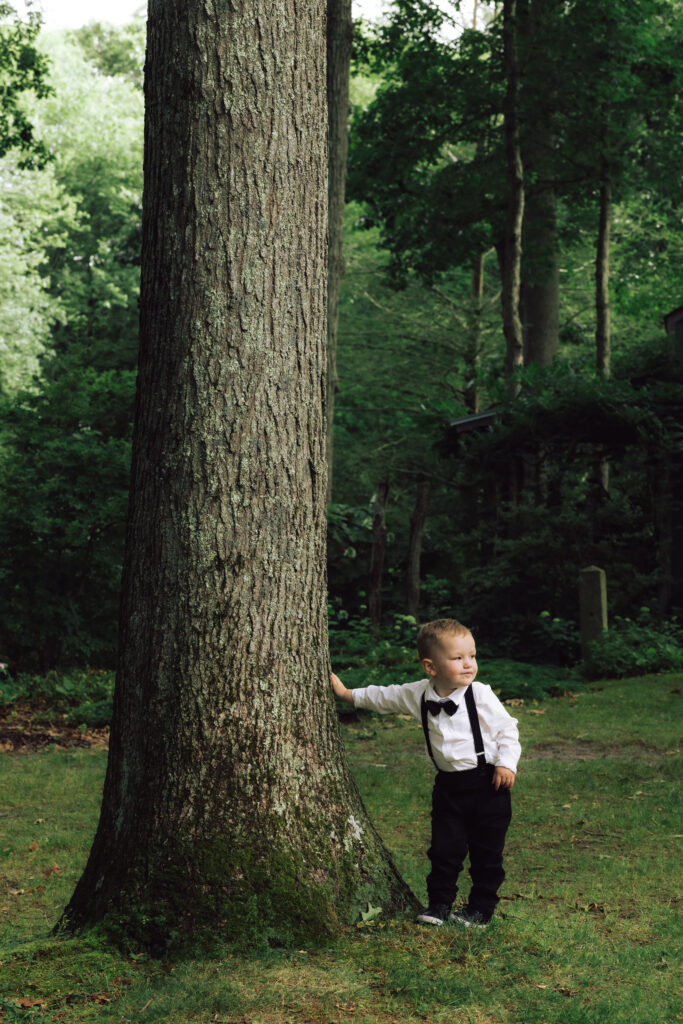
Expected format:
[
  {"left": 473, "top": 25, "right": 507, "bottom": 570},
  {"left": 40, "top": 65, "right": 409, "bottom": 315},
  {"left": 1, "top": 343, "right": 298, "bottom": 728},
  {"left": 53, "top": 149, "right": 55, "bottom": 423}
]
[{"left": 61, "top": 832, "right": 417, "bottom": 957}]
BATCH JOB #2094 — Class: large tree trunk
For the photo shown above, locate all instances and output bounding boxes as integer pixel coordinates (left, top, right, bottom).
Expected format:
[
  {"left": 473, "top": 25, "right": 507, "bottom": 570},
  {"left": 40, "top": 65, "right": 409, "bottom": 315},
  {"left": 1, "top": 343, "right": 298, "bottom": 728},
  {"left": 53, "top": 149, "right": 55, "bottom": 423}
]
[
  {"left": 62, "top": 0, "right": 414, "bottom": 951},
  {"left": 405, "top": 479, "right": 430, "bottom": 619},
  {"left": 502, "top": 0, "right": 525, "bottom": 394},
  {"left": 326, "top": 0, "right": 353, "bottom": 502}
]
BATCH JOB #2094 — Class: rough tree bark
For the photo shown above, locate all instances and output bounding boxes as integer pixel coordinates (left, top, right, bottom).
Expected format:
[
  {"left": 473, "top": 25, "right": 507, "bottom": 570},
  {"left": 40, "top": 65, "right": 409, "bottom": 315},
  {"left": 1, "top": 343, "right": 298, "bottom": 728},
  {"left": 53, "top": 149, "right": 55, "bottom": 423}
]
[
  {"left": 62, "top": 0, "right": 414, "bottom": 950},
  {"left": 502, "top": 0, "right": 525, "bottom": 395},
  {"left": 326, "top": 0, "right": 353, "bottom": 502}
]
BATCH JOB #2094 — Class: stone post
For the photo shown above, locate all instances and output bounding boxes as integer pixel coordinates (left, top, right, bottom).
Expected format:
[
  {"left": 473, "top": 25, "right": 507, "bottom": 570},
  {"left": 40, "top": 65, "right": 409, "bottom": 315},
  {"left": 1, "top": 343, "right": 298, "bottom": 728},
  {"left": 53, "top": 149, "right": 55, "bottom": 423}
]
[{"left": 579, "top": 565, "right": 608, "bottom": 660}]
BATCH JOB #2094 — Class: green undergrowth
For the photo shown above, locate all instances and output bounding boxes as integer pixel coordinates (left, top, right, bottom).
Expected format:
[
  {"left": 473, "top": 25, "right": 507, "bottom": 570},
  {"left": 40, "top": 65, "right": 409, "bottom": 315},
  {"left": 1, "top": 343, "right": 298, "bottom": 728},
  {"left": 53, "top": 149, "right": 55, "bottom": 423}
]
[
  {"left": 0, "top": 668, "right": 114, "bottom": 728},
  {"left": 331, "top": 648, "right": 581, "bottom": 704},
  {"left": 0, "top": 673, "right": 681, "bottom": 1023}
]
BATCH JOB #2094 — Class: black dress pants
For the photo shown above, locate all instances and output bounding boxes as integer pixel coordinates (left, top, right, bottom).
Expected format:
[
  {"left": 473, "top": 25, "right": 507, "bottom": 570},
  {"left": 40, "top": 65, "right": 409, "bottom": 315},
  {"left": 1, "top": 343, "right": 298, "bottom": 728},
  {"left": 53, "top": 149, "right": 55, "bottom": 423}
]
[{"left": 426, "top": 765, "right": 512, "bottom": 916}]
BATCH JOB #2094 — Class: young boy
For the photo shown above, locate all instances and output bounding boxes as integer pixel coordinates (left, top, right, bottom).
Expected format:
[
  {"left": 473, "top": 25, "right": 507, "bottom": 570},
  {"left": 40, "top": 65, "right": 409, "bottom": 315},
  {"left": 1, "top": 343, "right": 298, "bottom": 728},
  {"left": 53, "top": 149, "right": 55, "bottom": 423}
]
[{"left": 330, "top": 618, "right": 520, "bottom": 928}]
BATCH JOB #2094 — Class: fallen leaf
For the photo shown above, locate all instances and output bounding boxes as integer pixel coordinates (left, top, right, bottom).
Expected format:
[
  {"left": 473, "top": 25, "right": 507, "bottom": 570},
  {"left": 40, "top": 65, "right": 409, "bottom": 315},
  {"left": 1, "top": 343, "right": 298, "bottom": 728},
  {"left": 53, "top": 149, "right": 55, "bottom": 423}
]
[
  {"left": 361, "top": 902, "right": 382, "bottom": 923},
  {"left": 528, "top": 709, "right": 546, "bottom": 715},
  {"left": 8, "top": 888, "right": 25, "bottom": 896},
  {"left": 44, "top": 863, "right": 62, "bottom": 878},
  {"left": 29, "top": 841, "right": 40, "bottom": 852},
  {"left": 15, "top": 998, "right": 48, "bottom": 1008}
]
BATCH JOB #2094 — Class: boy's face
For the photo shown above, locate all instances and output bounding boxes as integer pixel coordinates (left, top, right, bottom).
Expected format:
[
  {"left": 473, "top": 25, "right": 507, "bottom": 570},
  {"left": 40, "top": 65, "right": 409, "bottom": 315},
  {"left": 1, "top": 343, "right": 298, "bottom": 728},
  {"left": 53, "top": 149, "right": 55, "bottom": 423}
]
[{"left": 421, "top": 632, "right": 477, "bottom": 695}]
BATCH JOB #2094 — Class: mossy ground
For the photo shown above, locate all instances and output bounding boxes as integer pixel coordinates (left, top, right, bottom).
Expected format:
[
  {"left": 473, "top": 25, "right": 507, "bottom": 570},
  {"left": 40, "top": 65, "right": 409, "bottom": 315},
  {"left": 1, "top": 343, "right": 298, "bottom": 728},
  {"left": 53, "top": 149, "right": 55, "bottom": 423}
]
[{"left": 0, "top": 673, "right": 680, "bottom": 1023}]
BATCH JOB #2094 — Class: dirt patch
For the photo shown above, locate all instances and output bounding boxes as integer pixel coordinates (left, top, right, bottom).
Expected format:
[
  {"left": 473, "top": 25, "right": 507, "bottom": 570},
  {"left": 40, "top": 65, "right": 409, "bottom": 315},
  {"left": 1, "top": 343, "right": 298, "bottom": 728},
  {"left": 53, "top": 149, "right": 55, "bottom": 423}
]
[
  {"left": 527, "top": 739, "right": 665, "bottom": 762},
  {"left": 0, "top": 705, "right": 109, "bottom": 753}
]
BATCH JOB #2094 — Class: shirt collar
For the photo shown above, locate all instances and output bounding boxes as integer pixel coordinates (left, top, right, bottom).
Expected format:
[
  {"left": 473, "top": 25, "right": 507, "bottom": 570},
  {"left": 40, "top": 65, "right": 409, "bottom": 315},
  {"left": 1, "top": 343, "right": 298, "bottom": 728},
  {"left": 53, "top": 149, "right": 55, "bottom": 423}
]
[{"left": 425, "top": 681, "right": 463, "bottom": 702}]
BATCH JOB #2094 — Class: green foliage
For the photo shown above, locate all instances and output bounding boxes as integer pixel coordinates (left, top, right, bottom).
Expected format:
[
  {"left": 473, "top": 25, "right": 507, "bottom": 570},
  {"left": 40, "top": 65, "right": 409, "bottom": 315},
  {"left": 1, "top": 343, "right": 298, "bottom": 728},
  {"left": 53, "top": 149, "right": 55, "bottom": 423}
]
[
  {"left": 584, "top": 610, "right": 683, "bottom": 680},
  {"left": 68, "top": 16, "right": 146, "bottom": 89},
  {"left": 0, "top": 2, "right": 52, "bottom": 167},
  {"left": 0, "top": 366, "right": 133, "bottom": 669},
  {"left": 329, "top": 611, "right": 580, "bottom": 700},
  {"left": 0, "top": 666, "right": 114, "bottom": 711},
  {"left": 349, "top": 6, "right": 505, "bottom": 287},
  {"left": 0, "top": 31, "right": 143, "bottom": 669},
  {"left": 29, "top": 33, "right": 144, "bottom": 374}
]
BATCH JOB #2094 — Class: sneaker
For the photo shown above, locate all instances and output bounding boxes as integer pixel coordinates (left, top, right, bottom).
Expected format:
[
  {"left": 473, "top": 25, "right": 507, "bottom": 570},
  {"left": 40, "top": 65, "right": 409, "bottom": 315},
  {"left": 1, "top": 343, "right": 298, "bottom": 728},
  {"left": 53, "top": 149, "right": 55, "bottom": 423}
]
[
  {"left": 416, "top": 903, "right": 452, "bottom": 926},
  {"left": 450, "top": 907, "right": 490, "bottom": 928}
]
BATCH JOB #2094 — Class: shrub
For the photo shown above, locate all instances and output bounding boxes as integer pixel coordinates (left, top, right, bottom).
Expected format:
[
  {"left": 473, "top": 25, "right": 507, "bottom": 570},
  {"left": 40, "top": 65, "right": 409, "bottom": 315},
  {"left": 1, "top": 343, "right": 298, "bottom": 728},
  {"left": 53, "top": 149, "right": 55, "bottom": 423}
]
[
  {"left": 0, "top": 666, "right": 114, "bottom": 711},
  {"left": 583, "top": 609, "right": 683, "bottom": 679}
]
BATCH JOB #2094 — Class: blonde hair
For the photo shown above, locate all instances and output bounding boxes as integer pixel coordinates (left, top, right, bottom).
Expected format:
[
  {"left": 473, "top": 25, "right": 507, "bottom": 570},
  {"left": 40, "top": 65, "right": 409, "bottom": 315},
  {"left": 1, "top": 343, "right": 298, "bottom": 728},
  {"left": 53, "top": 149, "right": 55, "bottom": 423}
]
[{"left": 417, "top": 618, "right": 473, "bottom": 659}]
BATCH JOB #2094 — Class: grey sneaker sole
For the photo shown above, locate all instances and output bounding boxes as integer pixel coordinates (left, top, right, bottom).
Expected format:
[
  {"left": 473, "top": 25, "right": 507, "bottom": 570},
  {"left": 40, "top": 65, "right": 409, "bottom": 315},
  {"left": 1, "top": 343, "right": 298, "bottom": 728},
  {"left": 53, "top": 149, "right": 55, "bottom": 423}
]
[
  {"left": 450, "top": 911, "right": 488, "bottom": 928},
  {"left": 416, "top": 911, "right": 446, "bottom": 925}
]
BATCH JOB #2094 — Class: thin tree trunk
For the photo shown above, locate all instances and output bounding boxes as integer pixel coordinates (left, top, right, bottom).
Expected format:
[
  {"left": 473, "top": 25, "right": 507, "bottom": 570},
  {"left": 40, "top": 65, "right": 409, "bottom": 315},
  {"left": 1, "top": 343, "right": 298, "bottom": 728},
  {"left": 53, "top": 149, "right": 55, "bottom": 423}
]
[
  {"left": 326, "top": 0, "right": 353, "bottom": 503},
  {"left": 464, "top": 251, "right": 485, "bottom": 414},
  {"left": 522, "top": 180, "right": 559, "bottom": 366},
  {"left": 519, "top": 0, "right": 559, "bottom": 368},
  {"left": 594, "top": 155, "right": 612, "bottom": 493},
  {"left": 62, "top": 0, "right": 414, "bottom": 950},
  {"left": 502, "top": 0, "right": 525, "bottom": 395},
  {"left": 655, "top": 458, "right": 673, "bottom": 614},
  {"left": 368, "top": 480, "right": 390, "bottom": 631},
  {"left": 596, "top": 157, "right": 612, "bottom": 376},
  {"left": 406, "top": 479, "right": 430, "bottom": 619}
]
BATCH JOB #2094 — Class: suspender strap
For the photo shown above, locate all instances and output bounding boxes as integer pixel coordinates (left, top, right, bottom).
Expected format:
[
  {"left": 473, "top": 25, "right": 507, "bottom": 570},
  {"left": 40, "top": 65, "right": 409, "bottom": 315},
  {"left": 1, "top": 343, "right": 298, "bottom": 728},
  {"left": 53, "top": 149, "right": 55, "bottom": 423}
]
[
  {"left": 464, "top": 683, "right": 487, "bottom": 768},
  {"left": 420, "top": 691, "right": 439, "bottom": 769},
  {"left": 422, "top": 685, "right": 488, "bottom": 771}
]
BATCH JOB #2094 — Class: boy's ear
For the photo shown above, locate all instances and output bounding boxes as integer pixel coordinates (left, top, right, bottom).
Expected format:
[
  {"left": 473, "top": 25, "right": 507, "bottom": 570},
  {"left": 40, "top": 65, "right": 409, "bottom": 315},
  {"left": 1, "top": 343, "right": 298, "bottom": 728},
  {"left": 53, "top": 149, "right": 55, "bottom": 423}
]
[{"left": 421, "top": 657, "right": 436, "bottom": 677}]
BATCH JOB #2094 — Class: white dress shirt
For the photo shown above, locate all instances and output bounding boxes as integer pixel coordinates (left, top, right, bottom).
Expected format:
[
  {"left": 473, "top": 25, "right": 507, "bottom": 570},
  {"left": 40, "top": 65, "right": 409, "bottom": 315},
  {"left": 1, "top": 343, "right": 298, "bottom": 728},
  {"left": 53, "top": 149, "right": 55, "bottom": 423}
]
[{"left": 352, "top": 678, "right": 521, "bottom": 774}]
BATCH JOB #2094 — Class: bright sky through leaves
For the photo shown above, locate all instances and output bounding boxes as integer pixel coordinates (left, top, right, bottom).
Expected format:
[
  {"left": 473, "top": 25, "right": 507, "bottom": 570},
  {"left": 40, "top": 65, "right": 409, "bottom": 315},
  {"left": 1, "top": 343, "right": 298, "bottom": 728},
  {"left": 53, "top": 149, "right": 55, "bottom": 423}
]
[{"left": 10, "top": 0, "right": 389, "bottom": 30}]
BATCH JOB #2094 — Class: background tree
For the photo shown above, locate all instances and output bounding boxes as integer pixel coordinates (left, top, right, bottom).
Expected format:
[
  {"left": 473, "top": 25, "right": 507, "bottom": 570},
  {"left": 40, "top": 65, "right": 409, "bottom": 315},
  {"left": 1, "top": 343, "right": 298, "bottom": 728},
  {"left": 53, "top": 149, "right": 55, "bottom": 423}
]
[
  {"left": 63, "top": 0, "right": 414, "bottom": 950},
  {"left": 327, "top": 0, "right": 354, "bottom": 500}
]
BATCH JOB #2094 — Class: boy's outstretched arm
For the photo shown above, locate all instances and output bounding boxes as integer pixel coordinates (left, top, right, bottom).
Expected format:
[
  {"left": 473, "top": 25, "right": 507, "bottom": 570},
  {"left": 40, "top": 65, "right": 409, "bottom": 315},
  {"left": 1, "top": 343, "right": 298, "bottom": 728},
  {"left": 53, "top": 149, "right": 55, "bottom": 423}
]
[{"left": 330, "top": 671, "right": 354, "bottom": 705}]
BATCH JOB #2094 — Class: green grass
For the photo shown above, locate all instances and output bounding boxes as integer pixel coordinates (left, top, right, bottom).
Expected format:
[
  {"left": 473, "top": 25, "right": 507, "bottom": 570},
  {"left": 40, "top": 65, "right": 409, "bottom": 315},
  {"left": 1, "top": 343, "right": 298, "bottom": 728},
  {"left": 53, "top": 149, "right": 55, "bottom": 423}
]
[{"left": 0, "top": 674, "right": 681, "bottom": 1023}]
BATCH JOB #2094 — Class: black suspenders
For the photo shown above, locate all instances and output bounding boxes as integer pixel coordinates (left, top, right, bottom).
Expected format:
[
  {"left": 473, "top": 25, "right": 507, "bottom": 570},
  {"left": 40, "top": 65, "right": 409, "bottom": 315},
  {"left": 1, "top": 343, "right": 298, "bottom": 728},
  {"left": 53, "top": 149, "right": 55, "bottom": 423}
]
[
  {"left": 420, "top": 692, "right": 438, "bottom": 769},
  {"left": 465, "top": 683, "right": 488, "bottom": 769},
  {"left": 420, "top": 684, "right": 488, "bottom": 771}
]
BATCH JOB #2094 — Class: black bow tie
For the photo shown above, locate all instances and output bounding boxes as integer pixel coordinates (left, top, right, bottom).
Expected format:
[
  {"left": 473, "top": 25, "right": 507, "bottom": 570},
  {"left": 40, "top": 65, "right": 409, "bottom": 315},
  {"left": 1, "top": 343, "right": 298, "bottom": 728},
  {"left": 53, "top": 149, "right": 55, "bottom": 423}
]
[{"left": 425, "top": 698, "right": 458, "bottom": 717}]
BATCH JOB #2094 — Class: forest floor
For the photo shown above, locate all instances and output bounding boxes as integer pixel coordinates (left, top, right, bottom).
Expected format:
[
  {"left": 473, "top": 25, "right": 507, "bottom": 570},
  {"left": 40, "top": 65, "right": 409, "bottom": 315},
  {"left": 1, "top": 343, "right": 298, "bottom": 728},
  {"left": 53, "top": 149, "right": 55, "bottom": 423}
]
[{"left": 0, "top": 673, "right": 680, "bottom": 1024}]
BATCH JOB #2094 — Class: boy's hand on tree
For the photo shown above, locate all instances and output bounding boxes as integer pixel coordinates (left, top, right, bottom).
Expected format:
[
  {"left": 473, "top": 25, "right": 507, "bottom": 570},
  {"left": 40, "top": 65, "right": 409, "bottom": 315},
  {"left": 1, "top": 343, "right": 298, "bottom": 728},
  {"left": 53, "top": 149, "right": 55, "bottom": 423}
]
[
  {"left": 493, "top": 766, "right": 515, "bottom": 790},
  {"left": 330, "top": 671, "right": 354, "bottom": 704}
]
